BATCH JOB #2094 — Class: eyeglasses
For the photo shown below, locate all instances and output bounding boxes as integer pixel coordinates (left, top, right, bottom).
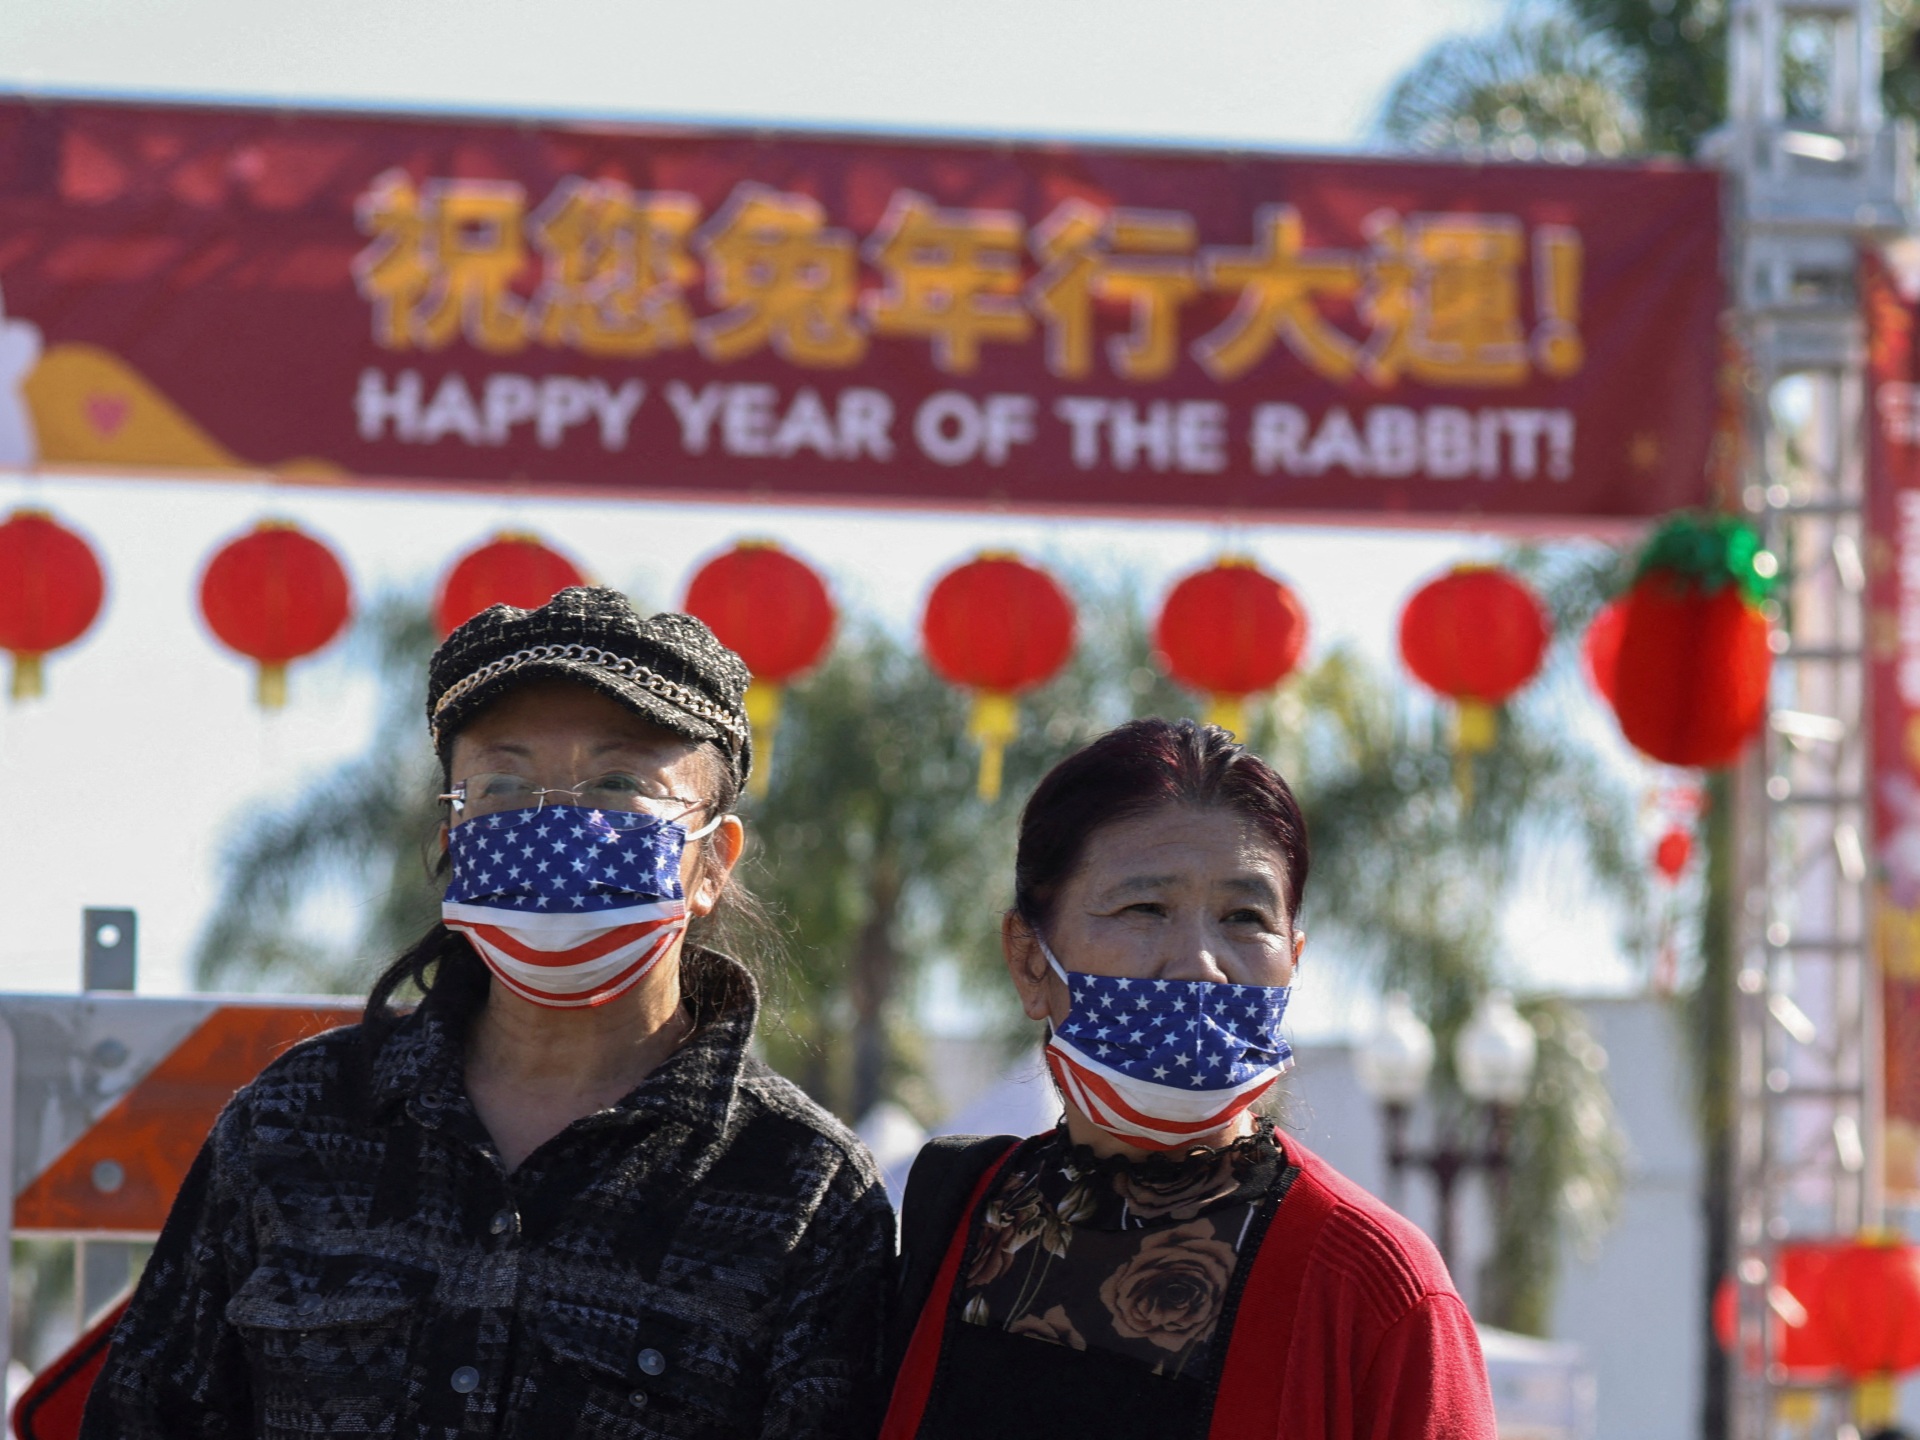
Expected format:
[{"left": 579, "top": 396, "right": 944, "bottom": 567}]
[{"left": 440, "top": 771, "right": 707, "bottom": 826}]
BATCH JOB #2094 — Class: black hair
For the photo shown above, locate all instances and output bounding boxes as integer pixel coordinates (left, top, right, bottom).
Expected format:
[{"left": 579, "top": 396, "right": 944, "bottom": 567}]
[{"left": 1011, "top": 716, "right": 1309, "bottom": 935}]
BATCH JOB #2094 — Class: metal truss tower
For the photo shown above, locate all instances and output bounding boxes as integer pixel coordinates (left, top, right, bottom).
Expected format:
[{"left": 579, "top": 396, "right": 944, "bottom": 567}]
[{"left": 1708, "top": 1, "right": 1912, "bottom": 1434}]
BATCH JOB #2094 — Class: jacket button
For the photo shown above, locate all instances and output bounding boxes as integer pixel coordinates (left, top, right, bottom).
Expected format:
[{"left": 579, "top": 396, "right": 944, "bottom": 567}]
[
  {"left": 296, "top": 1295, "right": 322, "bottom": 1316},
  {"left": 629, "top": 1391, "right": 650, "bottom": 1409},
  {"left": 636, "top": 1348, "right": 666, "bottom": 1377},
  {"left": 489, "top": 1209, "right": 515, "bottom": 1236},
  {"left": 450, "top": 1366, "right": 480, "bottom": 1394}
]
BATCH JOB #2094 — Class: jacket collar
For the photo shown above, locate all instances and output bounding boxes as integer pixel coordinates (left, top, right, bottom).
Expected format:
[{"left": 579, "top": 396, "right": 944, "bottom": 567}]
[{"left": 367, "top": 948, "right": 760, "bottom": 1163}]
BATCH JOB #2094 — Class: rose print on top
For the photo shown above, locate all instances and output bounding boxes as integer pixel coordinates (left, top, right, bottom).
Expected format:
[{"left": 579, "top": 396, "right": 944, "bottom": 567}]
[
  {"left": 1099, "top": 1220, "right": 1238, "bottom": 1353},
  {"left": 957, "top": 1119, "right": 1283, "bottom": 1379},
  {"left": 1008, "top": 1305, "right": 1088, "bottom": 1351},
  {"left": 1112, "top": 1145, "right": 1244, "bottom": 1222}
]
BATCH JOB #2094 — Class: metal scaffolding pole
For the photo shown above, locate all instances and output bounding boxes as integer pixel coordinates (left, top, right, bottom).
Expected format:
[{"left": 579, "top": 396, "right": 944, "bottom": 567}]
[{"left": 1706, "top": 1, "right": 1912, "bottom": 1434}]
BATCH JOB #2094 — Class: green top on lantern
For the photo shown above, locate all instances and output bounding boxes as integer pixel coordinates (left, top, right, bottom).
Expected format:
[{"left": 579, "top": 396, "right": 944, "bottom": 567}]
[{"left": 1633, "top": 513, "right": 1777, "bottom": 604}]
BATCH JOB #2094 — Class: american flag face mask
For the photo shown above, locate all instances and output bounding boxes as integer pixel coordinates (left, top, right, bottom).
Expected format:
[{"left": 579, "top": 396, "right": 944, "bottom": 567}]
[
  {"left": 442, "top": 804, "right": 721, "bottom": 1009},
  {"left": 1038, "top": 934, "right": 1293, "bottom": 1151}
]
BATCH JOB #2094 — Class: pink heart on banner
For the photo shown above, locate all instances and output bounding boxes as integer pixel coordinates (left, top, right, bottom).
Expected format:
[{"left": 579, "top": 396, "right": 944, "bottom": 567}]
[{"left": 84, "top": 393, "right": 131, "bottom": 437}]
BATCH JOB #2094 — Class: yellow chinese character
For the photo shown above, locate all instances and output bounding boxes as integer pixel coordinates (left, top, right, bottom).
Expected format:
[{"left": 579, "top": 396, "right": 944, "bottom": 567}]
[
  {"left": 1194, "top": 206, "right": 1362, "bottom": 383},
  {"left": 1358, "top": 213, "right": 1530, "bottom": 387},
  {"left": 351, "top": 172, "right": 530, "bottom": 353},
  {"left": 352, "top": 169, "right": 434, "bottom": 350},
  {"left": 1102, "top": 211, "right": 1199, "bottom": 382},
  {"left": 1354, "top": 211, "right": 1415, "bottom": 387},
  {"left": 695, "top": 184, "right": 866, "bottom": 368},
  {"left": 528, "top": 179, "right": 699, "bottom": 357},
  {"left": 865, "top": 191, "right": 1031, "bottom": 374},
  {"left": 1027, "top": 199, "right": 1106, "bottom": 378},
  {"left": 1028, "top": 201, "right": 1198, "bottom": 382}
]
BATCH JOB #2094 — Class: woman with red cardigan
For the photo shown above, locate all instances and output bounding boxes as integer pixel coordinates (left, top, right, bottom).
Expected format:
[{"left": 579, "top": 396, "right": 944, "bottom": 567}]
[{"left": 883, "top": 718, "right": 1496, "bottom": 1440}]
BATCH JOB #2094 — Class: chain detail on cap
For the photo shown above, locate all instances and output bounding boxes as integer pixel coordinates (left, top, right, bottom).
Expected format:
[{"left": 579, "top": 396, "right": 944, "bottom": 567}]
[{"left": 431, "top": 642, "right": 749, "bottom": 750}]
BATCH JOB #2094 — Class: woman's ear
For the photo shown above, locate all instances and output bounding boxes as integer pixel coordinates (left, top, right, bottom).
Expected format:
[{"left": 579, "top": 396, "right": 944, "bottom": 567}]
[
  {"left": 688, "top": 816, "right": 745, "bottom": 918},
  {"left": 1002, "top": 912, "right": 1056, "bottom": 1023}
]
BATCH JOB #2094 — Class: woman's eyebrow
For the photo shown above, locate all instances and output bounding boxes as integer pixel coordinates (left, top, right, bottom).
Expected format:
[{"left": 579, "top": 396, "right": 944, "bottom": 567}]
[
  {"left": 1100, "top": 874, "right": 1180, "bottom": 899},
  {"left": 591, "top": 735, "right": 683, "bottom": 759},
  {"left": 1219, "top": 875, "right": 1283, "bottom": 900}
]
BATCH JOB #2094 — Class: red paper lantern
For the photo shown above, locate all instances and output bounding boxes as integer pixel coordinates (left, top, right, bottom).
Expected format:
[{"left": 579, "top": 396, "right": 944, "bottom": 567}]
[
  {"left": 922, "top": 553, "right": 1076, "bottom": 800},
  {"left": 199, "top": 521, "right": 352, "bottom": 708},
  {"left": 1154, "top": 558, "right": 1309, "bottom": 736},
  {"left": 1712, "top": 1242, "right": 1845, "bottom": 1375},
  {"left": 1611, "top": 515, "right": 1774, "bottom": 769},
  {"left": 435, "top": 533, "right": 585, "bottom": 637},
  {"left": 683, "top": 541, "right": 836, "bottom": 796},
  {"left": 1654, "top": 828, "right": 1692, "bottom": 882},
  {"left": 0, "top": 508, "right": 105, "bottom": 700},
  {"left": 1398, "top": 565, "right": 1550, "bottom": 752},
  {"left": 1583, "top": 598, "right": 1627, "bottom": 705},
  {"left": 1615, "top": 581, "right": 1771, "bottom": 769},
  {"left": 1819, "top": 1239, "right": 1920, "bottom": 1381}
]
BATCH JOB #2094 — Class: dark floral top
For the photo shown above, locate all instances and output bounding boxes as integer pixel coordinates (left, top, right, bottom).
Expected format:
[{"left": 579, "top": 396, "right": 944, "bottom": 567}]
[{"left": 956, "top": 1119, "right": 1281, "bottom": 1381}]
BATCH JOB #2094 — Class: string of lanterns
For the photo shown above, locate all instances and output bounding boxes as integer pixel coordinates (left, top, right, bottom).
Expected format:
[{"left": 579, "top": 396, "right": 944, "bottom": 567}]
[{"left": 0, "top": 502, "right": 1782, "bottom": 809}]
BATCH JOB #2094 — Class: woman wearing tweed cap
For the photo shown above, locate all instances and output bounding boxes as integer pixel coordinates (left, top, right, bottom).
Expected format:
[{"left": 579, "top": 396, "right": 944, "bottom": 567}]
[{"left": 84, "top": 586, "right": 894, "bottom": 1440}]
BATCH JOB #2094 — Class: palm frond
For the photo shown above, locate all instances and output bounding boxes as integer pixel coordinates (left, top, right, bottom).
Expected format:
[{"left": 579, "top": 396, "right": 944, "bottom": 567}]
[{"left": 1378, "top": 8, "right": 1644, "bottom": 157}]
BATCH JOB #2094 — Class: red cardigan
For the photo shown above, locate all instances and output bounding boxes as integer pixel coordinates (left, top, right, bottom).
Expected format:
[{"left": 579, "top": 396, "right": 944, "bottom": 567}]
[{"left": 882, "top": 1136, "right": 1498, "bottom": 1440}]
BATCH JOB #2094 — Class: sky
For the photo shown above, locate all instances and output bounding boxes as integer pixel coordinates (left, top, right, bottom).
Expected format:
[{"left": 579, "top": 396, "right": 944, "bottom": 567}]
[
  {"left": 0, "top": 0, "right": 1491, "bottom": 148},
  {"left": 0, "top": 0, "right": 1659, "bottom": 1033}
]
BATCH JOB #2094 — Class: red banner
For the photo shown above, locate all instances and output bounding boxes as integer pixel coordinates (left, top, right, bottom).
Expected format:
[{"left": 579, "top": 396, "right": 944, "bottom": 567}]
[
  {"left": 0, "top": 98, "right": 1720, "bottom": 521},
  {"left": 1864, "top": 247, "right": 1920, "bottom": 1199}
]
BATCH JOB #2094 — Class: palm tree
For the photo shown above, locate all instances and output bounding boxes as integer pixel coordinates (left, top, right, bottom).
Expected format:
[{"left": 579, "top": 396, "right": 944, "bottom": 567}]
[
  {"left": 1383, "top": 0, "right": 1920, "bottom": 162},
  {"left": 1378, "top": 8, "right": 1645, "bottom": 158}
]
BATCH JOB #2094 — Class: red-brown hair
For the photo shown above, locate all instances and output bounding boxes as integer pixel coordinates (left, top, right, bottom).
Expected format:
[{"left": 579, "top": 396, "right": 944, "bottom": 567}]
[{"left": 1012, "top": 717, "right": 1309, "bottom": 932}]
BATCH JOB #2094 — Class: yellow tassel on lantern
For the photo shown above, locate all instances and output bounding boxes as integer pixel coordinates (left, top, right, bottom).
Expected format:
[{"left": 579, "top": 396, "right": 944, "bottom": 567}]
[
  {"left": 1203, "top": 695, "right": 1246, "bottom": 737},
  {"left": 744, "top": 681, "right": 783, "bottom": 800},
  {"left": 10, "top": 651, "right": 45, "bottom": 701},
  {"left": 969, "top": 691, "right": 1020, "bottom": 801},
  {"left": 1855, "top": 1375, "right": 1898, "bottom": 1428},
  {"left": 1456, "top": 699, "right": 1497, "bottom": 753},
  {"left": 1453, "top": 699, "right": 1498, "bottom": 808},
  {"left": 256, "top": 663, "right": 289, "bottom": 710},
  {"left": 1774, "top": 1392, "right": 1818, "bottom": 1427}
]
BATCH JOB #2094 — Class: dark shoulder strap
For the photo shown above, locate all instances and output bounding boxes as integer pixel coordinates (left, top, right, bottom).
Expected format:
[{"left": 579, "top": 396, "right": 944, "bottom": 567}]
[{"left": 892, "top": 1134, "right": 1020, "bottom": 1361}]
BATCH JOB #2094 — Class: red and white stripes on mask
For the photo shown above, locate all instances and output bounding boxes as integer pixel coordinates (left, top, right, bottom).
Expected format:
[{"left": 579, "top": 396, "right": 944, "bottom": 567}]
[
  {"left": 1038, "top": 934, "right": 1293, "bottom": 1151},
  {"left": 441, "top": 804, "right": 722, "bottom": 1009}
]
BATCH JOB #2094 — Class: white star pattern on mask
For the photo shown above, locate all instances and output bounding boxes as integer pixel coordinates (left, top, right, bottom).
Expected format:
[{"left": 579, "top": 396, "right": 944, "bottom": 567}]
[
  {"left": 1050, "top": 964, "right": 1293, "bottom": 1090},
  {"left": 447, "top": 805, "right": 687, "bottom": 913}
]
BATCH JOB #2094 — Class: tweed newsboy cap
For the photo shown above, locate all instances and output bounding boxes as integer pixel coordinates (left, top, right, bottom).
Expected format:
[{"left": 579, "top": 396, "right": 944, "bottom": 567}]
[{"left": 427, "top": 586, "right": 753, "bottom": 784}]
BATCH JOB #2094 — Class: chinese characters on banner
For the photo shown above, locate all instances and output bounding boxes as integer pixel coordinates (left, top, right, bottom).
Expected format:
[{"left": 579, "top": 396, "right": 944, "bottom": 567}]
[
  {"left": 1864, "top": 248, "right": 1920, "bottom": 1200},
  {"left": 0, "top": 99, "right": 1720, "bottom": 520}
]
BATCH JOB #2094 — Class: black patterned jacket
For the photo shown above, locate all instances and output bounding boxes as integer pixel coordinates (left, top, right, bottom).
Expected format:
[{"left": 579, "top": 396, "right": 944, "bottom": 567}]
[{"left": 79, "top": 953, "right": 894, "bottom": 1440}]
